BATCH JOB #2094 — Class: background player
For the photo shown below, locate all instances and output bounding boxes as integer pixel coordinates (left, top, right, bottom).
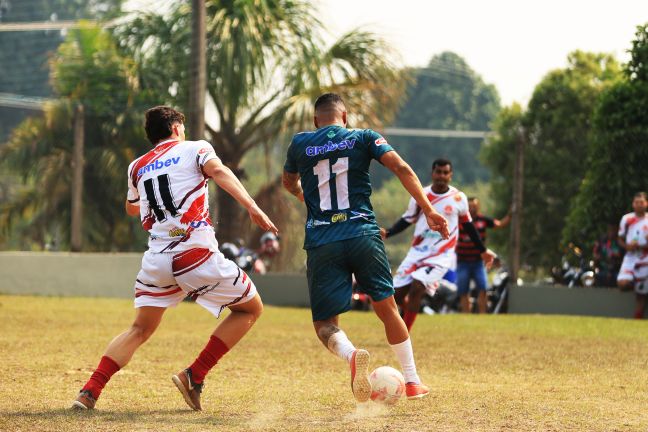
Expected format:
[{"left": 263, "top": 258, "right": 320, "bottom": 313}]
[
  {"left": 282, "top": 93, "right": 449, "bottom": 402},
  {"left": 382, "top": 159, "right": 495, "bottom": 329},
  {"left": 72, "top": 106, "right": 277, "bottom": 411},
  {"left": 617, "top": 192, "right": 648, "bottom": 318}
]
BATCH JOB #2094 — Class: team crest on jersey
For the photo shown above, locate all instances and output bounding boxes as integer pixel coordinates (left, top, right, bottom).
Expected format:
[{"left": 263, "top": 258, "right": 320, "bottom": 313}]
[
  {"left": 327, "top": 130, "right": 336, "bottom": 138},
  {"left": 444, "top": 205, "right": 453, "bottom": 215},
  {"left": 331, "top": 212, "right": 348, "bottom": 223},
  {"left": 454, "top": 194, "right": 462, "bottom": 202},
  {"left": 169, "top": 228, "right": 187, "bottom": 237},
  {"left": 374, "top": 137, "right": 387, "bottom": 146}
]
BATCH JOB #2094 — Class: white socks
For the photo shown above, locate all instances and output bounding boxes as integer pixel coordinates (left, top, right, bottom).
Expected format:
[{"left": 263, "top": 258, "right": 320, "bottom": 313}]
[
  {"left": 327, "top": 330, "right": 357, "bottom": 363},
  {"left": 390, "top": 337, "right": 420, "bottom": 384}
]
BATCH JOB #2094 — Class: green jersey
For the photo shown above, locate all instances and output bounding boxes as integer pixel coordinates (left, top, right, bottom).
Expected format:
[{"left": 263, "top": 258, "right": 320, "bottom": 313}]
[{"left": 284, "top": 125, "right": 394, "bottom": 249}]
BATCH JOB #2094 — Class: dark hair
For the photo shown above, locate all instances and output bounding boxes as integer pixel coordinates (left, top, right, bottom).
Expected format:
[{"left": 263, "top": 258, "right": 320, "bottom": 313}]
[
  {"left": 634, "top": 191, "right": 648, "bottom": 200},
  {"left": 144, "top": 106, "right": 185, "bottom": 144},
  {"left": 432, "top": 158, "right": 452, "bottom": 171},
  {"left": 314, "top": 93, "right": 345, "bottom": 112},
  {"left": 468, "top": 197, "right": 478, "bottom": 202}
]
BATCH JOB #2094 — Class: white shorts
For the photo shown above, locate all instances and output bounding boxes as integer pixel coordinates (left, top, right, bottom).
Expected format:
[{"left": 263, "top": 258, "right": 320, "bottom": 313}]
[
  {"left": 393, "top": 251, "right": 455, "bottom": 296},
  {"left": 134, "top": 248, "right": 256, "bottom": 317},
  {"left": 618, "top": 253, "right": 640, "bottom": 282},
  {"left": 633, "top": 255, "right": 648, "bottom": 295}
]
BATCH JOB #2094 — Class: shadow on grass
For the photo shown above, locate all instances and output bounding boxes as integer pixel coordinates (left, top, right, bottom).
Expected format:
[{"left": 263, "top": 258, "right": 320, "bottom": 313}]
[{"left": 0, "top": 408, "right": 232, "bottom": 426}]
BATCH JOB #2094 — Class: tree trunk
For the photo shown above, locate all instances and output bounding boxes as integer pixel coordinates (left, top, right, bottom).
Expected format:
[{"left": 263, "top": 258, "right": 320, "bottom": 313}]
[{"left": 70, "top": 104, "right": 84, "bottom": 252}]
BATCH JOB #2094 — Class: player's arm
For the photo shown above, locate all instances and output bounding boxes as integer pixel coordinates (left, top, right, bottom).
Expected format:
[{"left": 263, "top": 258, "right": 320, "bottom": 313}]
[
  {"left": 379, "top": 151, "right": 449, "bottom": 239},
  {"left": 203, "top": 157, "right": 278, "bottom": 235},
  {"left": 494, "top": 208, "right": 512, "bottom": 228},
  {"left": 282, "top": 170, "right": 304, "bottom": 202},
  {"left": 381, "top": 218, "right": 412, "bottom": 240},
  {"left": 125, "top": 200, "right": 140, "bottom": 216},
  {"left": 461, "top": 220, "right": 496, "bottom": 268}
]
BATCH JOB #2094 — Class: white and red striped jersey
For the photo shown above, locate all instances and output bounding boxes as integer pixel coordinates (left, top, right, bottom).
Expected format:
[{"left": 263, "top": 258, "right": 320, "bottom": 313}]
[
  {"left": 401, "top": 185, "right": 470, "bottom": 262},
  {"left": 127, "top": 138, "right": 219, "bottom": 253},
  {"left": 618, "top": 212, "right": 648, "bottom": 256}
]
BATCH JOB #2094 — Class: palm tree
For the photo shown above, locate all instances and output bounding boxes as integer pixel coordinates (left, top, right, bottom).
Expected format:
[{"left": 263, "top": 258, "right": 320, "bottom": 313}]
[
  {"left": 115, "top": 0, "right": 404, "bottom": 242},
  {"left": 0, "top": 24, "right": 151, "bottom": 250}
]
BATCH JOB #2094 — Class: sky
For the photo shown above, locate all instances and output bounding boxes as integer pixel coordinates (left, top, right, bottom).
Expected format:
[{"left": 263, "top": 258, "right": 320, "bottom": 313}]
[{"left": 316, "top": 0, "right": 647, "bottom": 105}]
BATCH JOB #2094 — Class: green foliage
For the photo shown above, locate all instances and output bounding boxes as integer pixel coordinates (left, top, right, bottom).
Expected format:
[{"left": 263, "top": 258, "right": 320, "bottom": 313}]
[
  {"left": 375, "top": 52, "right": 500, "bottom": 187},
  {"left": 564, "top": 24, "right": 648, "bottom": 249},
  {"left": 482, "top": 52, "right": 621, "bottom": 268},
  {"left": 0, "top": 24, "right": 151, "bottom": 250}
]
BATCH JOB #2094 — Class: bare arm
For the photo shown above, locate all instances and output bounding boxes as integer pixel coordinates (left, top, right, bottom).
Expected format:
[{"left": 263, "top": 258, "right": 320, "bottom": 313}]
[
  {"left": 494, "top": 210, "right": 512, "bottom": 228},
  {"left": 125, "top": 200, "right": 140, "bottom": 216},
  {"left": 282, "top": 170, "right": 304, "bottom": 202},
  {"left": 203, "top": 158, "right": 278, "bottom": 234},
  {"left": 379, "top": 151, "right": 449, "bottom": 239}
]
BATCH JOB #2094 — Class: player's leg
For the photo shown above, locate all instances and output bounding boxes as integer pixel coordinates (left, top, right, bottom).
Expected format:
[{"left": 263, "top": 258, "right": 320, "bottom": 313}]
[
  {"left": 351, "top": 234, "right": 429, "bottom": 399},
  {"left": 73, "top": 251, "right": 180, "bottom": 410},
  {"left": 171, "top": 249, "right": 262, "bottom": 410},
  {"left": 617, "top": 255, "right": 636, "bottom": 291},
  {"left": 474, "top": 261, "right": 489, "bottom": 313},
  {"left": 456, "top": 261, "right": 471, "bottom": 313},
  {"left": 308, "top": 239, "right": 372, "bottom": 402},
  {"left": 634, "top": 294, "right": 646, "bottom": 319}
]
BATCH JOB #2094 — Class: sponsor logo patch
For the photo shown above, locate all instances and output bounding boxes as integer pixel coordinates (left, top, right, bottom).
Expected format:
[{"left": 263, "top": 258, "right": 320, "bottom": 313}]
[
  {"left": 331, "top": 212, "right": 348, "bottom": 223},
  {"left": 454, "top": 194, "right": 462, "bottom": 202},
  {"left": 374, "top": 137, "right": 387, "bottom": 146},
  {"left": 305, "top": 139, "right": 356, "bottom": 157},
  {"left": 198, "top": 147, "right": 210, "bottom": 154},
  {"left": 169, "top": 228, "right": 187, "bottom": 237},
  {"left": 444, "top": 205, "right": 453, "bottom": 215},
  {"left": 138, "top": 157, "right": 180, "bottom": 176}
]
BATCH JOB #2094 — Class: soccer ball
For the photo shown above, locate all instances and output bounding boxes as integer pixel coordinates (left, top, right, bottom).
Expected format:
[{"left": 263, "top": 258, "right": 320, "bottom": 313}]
[{"left": 369, "top": 366, "right": 405, "bottom": 405}]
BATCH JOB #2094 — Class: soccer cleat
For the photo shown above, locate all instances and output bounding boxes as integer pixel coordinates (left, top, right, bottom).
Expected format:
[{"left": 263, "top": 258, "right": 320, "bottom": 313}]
[
  {"left": 349, "top": 349, "right": 371, "bottom": 403},
  {"left": 71, "top": 389, "right": 96, "bottom": 410},
  {"left": 172, "top": 368, "right": 204, "bottom": 411},
  {"left": 405, "top": 382, "right": 430, "bottom": 400}
]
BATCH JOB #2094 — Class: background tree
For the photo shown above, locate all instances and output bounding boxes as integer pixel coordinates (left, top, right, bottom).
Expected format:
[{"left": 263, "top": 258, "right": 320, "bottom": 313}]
[
  {"left": 564, "top": 24, "right": 648, "bottom": 249},
  {"left": 373, "top": 51, "right": 500, "bottom": 187},
  {"left": 482, "top": 51, "right": 621, "bottom": 268},
  {"left": 0, "top": 24, "right": 150, "bottom": 250},
  {"left": 115, "top": 0, "right": 404, "bottom": 243}
]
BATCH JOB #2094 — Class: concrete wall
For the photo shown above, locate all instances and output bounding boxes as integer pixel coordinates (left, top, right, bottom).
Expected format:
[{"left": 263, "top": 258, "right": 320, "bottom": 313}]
[{"left": 0, "top": 252, "right": 637, "bottom": 318}]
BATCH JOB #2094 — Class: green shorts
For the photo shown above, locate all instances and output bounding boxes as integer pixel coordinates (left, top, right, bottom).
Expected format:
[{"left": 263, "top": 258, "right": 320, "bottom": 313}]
[{"left": 306, "top": 234, "right": 394, "bottom": 321}]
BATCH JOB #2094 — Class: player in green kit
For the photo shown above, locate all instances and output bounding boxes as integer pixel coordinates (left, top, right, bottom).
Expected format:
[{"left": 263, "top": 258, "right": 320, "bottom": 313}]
[{"left": 282, "top": 93, "right": 449, "bottom": 402}]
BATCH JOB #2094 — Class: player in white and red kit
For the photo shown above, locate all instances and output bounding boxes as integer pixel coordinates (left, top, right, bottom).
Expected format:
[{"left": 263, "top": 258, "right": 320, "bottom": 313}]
[
  {"left": 617, "top": 192, "right": 648, "bottom": 318},
  {"left": 72, "top": 106, "right": 277, "bottom": 411},
  {"left": 382, "top": 159, "right": 494, "bottom": 330}
]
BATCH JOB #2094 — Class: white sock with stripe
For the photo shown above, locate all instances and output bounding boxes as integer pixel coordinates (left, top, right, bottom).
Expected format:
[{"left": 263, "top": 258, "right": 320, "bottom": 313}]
[
  {"left": 327, "top": 330, "right": 357, "bottom": 363},
  {"left": 391, "top": 337, "right": 421, "bottom": 384}
]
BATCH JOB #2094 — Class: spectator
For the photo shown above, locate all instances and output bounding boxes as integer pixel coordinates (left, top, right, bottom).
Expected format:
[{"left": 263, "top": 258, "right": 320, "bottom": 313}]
[
  {"left": 456, "top": 198, "right": 510, "bottom": 313},
  {"left": 592, "top": 223, "right": 623, "bottom": 287}
]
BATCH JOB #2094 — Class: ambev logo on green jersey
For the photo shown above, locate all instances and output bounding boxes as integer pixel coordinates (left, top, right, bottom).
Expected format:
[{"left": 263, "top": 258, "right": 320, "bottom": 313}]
[{"left": 305, "top": 139, "right": 356, "bottom": 156}]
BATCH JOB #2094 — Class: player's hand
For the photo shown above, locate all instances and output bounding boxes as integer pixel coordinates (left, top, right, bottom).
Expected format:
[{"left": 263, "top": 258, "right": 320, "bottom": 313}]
[
  {"left": 481, "top": 249, "right": 497, "bottom": 270},
  {"left": 379, "top": 227, "right": 387, "bottom": 240},
  {"left": 627, "top": 242, "right": 639, "bottom": 252},
  {"left": 247, "top": 203, "right": 279, "bottom": 235},
  {"left": 425, "top": 212, "right": 449, "bottom": 239},
  {"left": 296, "top": 191, "right": 304, "bottom": 202}
]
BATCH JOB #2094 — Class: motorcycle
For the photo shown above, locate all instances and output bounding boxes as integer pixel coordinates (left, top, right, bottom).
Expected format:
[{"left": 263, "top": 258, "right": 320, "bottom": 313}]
[
  {"left": 551, "top": 243, "right": 596, "bottom": 288},
  {"left": 220, "top": 232, "right": 281, "bottom": 274}
]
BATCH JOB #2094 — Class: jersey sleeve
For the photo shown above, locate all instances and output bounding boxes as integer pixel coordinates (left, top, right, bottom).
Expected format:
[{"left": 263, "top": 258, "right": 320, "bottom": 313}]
[
  {"left": 401, "top": 196, "right": 421, "bottom": 224},
  {"left": 195, "top": 140, "right": 218, "bottom": 168},
  {"left": 458, "top": 192, "right": 472, "bottom": 223},
  {"left": 283, "top": 137, "right": 298, "bottom": 173},
  {"left": 364, "top": 129, "right": 394, "bottom": 161},
  {"left": 484, "top": 216, "right": 496, "bottom": 228},
  {"left": 126, "top": 160, "right": 139, "bottom": 203}
]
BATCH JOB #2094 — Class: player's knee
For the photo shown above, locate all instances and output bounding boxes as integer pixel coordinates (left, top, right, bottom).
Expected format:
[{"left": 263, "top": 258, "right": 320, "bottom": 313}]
[
  {"left": 410, "top": 281, "right": 426, "bottom": 297},
  {"left": 129, "top": 322, "right": 155, "bottom": 343}
]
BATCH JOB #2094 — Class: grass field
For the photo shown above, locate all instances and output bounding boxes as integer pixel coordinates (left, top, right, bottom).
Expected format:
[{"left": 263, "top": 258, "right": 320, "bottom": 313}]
[{"left": 1, "top": 295, "right": 648, "bottom": 431}]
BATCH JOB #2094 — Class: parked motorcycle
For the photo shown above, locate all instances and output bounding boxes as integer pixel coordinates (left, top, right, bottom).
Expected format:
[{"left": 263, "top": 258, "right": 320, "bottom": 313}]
[
  {"left": 551, "top": 243, "right": 596, "bottom": 288},
  {"left": 220, "top": 232, "right": 280, "bottom": 274}
]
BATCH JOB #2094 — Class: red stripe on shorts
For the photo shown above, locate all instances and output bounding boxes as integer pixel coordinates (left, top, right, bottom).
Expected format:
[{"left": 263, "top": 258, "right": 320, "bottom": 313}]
[
  {"left": 172, "top": 248, "right": 213, "bottom": 277},
  {"left": 135, "top": 287, "right": 183, "bottom": 298}
]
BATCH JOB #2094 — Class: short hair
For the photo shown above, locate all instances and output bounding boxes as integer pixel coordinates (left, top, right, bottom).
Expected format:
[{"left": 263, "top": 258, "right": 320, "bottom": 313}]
[
  {"left": 144, "top": 106, "right": 185, "bottom": 144},
  {"left": 432, "top": 158, "right": 452, "bottom": 171},
  {"left": 634, "top": 191, "right": 648, "bottom": 200},
  {"left": 468, "top": 197, "right": 478, "bottom": 202},
  {"left": 314, "top": 93, "right": 346, "bottom": 113}
]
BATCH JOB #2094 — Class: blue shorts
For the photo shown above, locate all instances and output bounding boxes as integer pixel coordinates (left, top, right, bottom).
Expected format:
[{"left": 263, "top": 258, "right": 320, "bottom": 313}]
[
  {"left": 306, "top": 234, "right": 394, "bottom": 321},
  {"left": 457, "top": 260, "right": 488, "bottom": 295}
]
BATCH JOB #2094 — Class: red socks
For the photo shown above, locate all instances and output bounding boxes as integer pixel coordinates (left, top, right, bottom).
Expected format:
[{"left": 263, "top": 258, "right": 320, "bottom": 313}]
[
  {"left": 403, "top": 310, "right": 418, "bottom": 332},
  {"left": 82, "top": 356, "right": 121, "bottom": 400},
  {"left": 189, "top": 335, "right": 229, "bottom": 383}
]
